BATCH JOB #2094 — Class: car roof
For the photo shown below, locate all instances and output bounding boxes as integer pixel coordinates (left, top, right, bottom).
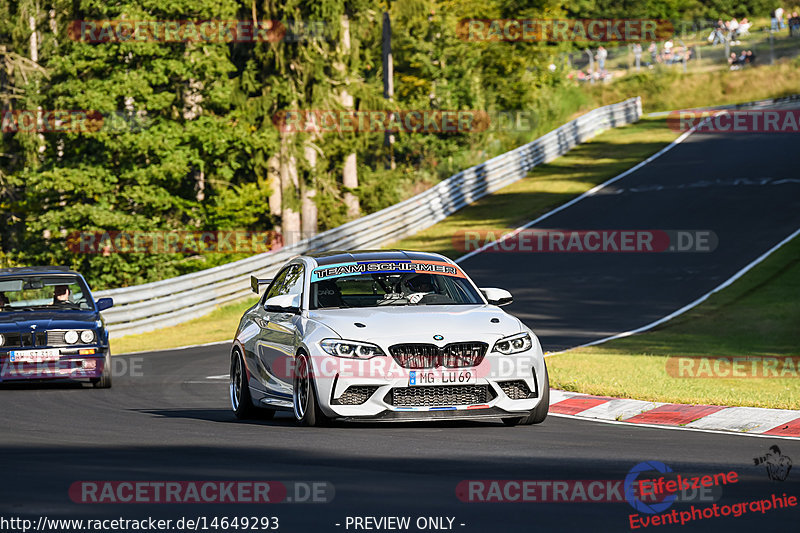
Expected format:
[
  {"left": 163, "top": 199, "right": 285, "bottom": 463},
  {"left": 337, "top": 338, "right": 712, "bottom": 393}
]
[
  {"left": 306, "top": 250, "right": 452, "bottom": 266},
  {"left": 0, "top": 266, "right": 80, "bottom": 276}
]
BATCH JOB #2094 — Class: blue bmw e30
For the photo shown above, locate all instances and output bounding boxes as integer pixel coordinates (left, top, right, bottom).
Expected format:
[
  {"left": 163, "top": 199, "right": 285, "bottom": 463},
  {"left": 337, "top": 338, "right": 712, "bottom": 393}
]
[{"left": 0, "top": 266, "right": 114, "bottom": 387}]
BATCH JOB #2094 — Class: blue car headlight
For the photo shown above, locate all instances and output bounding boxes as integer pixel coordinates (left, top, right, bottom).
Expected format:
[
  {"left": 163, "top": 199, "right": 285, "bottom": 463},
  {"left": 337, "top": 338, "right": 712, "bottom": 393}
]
[
  {"left": 492, "top": 332, "right": 532, "bottom": 355},
  {"left": 320, "top": 339, "right": 384, "bottom": 359}
]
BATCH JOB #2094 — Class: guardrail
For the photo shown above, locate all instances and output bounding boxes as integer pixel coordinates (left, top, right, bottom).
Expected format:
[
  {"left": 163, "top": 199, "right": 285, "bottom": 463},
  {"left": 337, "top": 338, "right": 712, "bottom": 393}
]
[{"left": 97, "top": 97, "right": 643, "bottom": 338}]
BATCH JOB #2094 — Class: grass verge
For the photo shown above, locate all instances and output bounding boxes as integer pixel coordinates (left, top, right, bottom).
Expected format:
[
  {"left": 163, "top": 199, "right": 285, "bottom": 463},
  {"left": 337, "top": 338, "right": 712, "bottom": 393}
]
[
  {"left": 112, "top": 297, "right": 256, "bottom": 355},
  {"left": 548, "top": 235, "right": 800, "bottom": 410},
  {"left": 586, "top": 56, "right": 800, "bottom": 113}
]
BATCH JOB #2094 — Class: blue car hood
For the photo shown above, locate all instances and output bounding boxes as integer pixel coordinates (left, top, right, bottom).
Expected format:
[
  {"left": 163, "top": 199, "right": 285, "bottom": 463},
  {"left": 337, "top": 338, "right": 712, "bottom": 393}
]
[{"left": 0, "top": 310, "right": 99, "bottom": 332}]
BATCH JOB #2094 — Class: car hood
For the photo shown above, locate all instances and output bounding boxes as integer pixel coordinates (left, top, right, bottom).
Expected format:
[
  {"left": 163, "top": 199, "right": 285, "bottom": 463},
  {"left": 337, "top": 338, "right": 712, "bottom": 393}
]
[
  {"left": 0, "top": 310, "right": 99, "bottom": 332},
  {"left": 307, "top": 305, "right": 525, "bottom": 345}
]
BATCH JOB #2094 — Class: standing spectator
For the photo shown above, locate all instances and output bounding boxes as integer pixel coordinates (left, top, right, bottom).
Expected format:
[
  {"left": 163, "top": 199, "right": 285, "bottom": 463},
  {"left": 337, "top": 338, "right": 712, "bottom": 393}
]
[
  {"left": 729, "top": 18, "right": 740, "bottom": 42},
  {"left": 648, "top": 41, "right": 658, "bottom": 65},
  {"left": 775, "top": 7, "right": 786, "bottom": 31},
  {"left": 712, "top": 19, "right": 726, "bottom": 44},
  {"left": 596, "top": 45, "right": 607, "bottom": 73},
  {"left": 663, "top": 40, "right": 674, "bottom": 63},
  {"left": 633, "top": 42, "right": 642, "bottom": 71}
]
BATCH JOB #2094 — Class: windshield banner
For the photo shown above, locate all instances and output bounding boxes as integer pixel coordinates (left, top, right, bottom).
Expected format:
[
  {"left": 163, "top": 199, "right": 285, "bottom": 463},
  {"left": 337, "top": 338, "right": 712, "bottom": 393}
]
[{"left": 311, "top": 261, "right": 465, "bottom": 282}]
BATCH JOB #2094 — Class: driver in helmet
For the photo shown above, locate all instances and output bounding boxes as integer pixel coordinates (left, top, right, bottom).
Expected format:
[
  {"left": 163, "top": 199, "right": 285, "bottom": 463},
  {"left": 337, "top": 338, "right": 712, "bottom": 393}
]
[{"left": 404, "top": 274, "right": 435, "bottom": 304}]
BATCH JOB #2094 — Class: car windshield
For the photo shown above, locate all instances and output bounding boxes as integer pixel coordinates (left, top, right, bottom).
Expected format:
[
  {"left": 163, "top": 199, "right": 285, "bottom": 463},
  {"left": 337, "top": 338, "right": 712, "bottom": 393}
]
[
  {"left": 0, "top": 275, "right": 93, "bottom": 312},
  {"left": 309, "top": 263, "right": 483, "bottom": 309}
]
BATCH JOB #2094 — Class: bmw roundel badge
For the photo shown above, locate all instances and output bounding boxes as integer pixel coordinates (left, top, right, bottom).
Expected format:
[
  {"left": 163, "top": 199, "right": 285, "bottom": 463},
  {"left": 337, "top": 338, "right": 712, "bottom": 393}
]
[{"left": 433, "top": 334, "right": 444, "bottom": 341}]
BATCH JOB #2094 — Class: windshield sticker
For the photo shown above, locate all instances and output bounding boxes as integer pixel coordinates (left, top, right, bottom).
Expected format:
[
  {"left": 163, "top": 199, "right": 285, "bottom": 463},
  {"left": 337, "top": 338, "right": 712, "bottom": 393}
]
[{"left": 311, "top": 260, "right": 464, "bottom": 282}]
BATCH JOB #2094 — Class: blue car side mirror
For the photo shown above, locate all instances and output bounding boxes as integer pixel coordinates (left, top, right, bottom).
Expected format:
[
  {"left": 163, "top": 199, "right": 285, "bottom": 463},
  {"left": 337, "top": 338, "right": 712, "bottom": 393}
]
[{"left": 96, "top": 298, "right": 114, "bottom": 312}]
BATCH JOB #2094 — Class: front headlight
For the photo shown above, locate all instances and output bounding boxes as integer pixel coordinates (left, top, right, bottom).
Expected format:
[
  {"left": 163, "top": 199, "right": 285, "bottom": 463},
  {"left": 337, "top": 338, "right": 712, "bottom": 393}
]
[
  {"left": 320, "top": 339, "right": 384, "bottom": 359},
  {"left": 0, "top": 333, "right": 4, "bottom": 347},
  {"left": 492, "top": 332, "right": 532, "bottom": 355},
  {"left": 80, "top": 330, "right": 96, "bottom": 344},
  {"left": 64, "top": 330, "right": 79, "bottom": 344}
]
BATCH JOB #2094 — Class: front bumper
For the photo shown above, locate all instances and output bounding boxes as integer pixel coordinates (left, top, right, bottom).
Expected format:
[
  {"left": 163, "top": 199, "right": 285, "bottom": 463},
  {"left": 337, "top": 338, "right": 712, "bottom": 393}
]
[
  {"left": 308, "top": 347, "right": 546, "bottom": 420},
  {"left": 0, "top": 347, "right": 108, "bottom": 382}
]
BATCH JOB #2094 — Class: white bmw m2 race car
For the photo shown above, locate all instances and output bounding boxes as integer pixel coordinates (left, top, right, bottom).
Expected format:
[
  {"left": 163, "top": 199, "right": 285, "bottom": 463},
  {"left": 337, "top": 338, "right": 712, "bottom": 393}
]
[{"left": 230, "top": 250, "right": 549, "bottom": 426}]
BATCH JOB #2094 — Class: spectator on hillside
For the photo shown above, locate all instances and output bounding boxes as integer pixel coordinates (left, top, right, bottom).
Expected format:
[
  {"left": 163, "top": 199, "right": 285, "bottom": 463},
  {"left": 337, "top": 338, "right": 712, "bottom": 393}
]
[
  {"left": 633, "top": 42, "right": 642, "bottom": 70},
  {"left": 729, "top": 18, "right": 740, "bottom": 42},
  {"left": 648, "top": 42, "right": 659, "bottom": 65},
  {"left": 772, "top": 7, "right": 786, "bottom": 32},
  {"left": 739, "top": 17, "right": 752, "bottom": 36},
  {"left": 789, "top": 12, "right": 800, "bottom": 36},
  {"left": 745, "top": 49, "right": 756, "bottom": 64},
  {"left": 596, "top": 45, "right": 608, "bottom": 73},
  {"left": 710, "top": 19, "right": 726, "bottom": 44},
  {"left": 662, "top": 40, "right": 674, "bottom": 63}
]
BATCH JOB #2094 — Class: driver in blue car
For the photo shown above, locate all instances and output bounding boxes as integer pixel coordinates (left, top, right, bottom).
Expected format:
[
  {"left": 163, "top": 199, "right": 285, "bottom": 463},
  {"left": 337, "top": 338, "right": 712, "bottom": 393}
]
[{"left": 53, "top": 285, "right": 71, "bottom": 305}]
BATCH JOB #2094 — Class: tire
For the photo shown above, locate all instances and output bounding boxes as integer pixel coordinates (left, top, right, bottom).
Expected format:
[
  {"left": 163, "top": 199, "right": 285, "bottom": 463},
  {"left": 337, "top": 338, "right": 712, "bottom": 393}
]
[
  {"left": 230, "top": 350, "right": 260, "bottom": 419},
  {"left": 91, "top": 353, "right": 112, "bottom": 389},
  {"left": 293, "top": 352, "right": 329, "bottom": 427},
  {"left": 502, "top": 363, "right": 549, "bottom": 426}
]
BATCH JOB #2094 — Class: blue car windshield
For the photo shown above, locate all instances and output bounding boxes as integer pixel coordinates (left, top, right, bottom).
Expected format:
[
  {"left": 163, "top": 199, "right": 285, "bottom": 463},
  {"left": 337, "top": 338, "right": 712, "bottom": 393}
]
[
  {"left": 0, "top": 275, "right": 93, "bottom": 312},
  {"left": 310, "top": 272, "right": 483, "bottom": 310}
]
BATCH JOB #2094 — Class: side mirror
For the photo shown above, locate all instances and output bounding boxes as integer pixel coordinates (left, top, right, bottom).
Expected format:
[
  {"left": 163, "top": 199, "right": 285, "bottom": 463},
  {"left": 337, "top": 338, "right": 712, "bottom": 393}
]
[
  {"left": 96, "top": 298, "right": 114, "bottom": 312},
  {"left": 480, "top": 288, "right": 513, "bottom": 307},
  {"left": 264, "top": 293, "right": 301, "bottom": 314}
]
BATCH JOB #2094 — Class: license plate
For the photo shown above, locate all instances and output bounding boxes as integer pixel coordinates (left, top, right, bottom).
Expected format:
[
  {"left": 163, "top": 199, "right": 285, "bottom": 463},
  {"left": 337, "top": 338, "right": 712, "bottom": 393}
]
[
  {"left": 9, "top": 349, "right": 61, "bottom": 363},
  {"left": 409, "top": 369, "right": 477, "bottom": 386}
]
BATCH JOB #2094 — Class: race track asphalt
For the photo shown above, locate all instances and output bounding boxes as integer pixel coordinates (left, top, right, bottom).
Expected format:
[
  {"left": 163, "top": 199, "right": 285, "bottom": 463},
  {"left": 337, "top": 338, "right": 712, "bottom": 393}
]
[{"left": 1, "top": 124, "right": 799, "bottom": 532}]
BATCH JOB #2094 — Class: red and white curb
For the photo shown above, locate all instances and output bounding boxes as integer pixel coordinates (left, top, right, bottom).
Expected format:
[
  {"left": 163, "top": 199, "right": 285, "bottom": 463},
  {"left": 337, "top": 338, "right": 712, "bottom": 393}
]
[{"left": 549, "top": 390, "right": 800, "bottom": 438}]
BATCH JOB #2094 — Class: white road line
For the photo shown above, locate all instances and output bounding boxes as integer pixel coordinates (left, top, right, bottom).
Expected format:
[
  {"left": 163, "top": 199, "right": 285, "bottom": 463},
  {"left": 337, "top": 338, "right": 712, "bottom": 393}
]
[
  {"left": 455, "top": 124, "right": 698, "bottom": 263},
  {"left": 548, "top": 224, "right": 800, "bottom": 353}
]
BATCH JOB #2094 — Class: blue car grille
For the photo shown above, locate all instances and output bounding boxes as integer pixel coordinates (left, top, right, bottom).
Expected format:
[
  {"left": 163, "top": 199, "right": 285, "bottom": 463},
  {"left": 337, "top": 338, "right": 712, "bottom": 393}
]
[{"left": 0, "top": 332, "right": 50, "bottom": 348}]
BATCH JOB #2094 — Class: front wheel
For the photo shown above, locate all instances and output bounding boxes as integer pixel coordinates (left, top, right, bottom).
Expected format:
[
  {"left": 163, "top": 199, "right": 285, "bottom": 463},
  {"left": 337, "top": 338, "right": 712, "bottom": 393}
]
[
  {"left": 293, "top": 353, "right": 329, "bottom": 427},
  {"left": 502, "top": 363, "right": 550, "bottom": 426},
  {"left": 91, "top": 353, "right": 112, "bottom": 389}
]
